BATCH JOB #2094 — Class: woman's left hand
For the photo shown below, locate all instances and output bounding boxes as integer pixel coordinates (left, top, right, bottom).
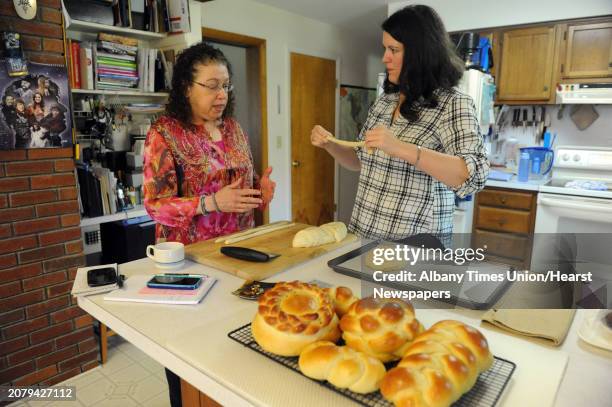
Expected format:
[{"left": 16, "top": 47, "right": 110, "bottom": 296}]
[
  {"left": 260, "top": 166, "right": 276, "bottom": 209},
  {"left": 364, "top": 126, "right": 403, "bottom": 156}
]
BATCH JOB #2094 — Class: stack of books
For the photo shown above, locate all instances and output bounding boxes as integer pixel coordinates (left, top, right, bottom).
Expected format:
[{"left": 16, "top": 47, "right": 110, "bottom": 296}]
[
  {"left": 69, "top": 34, "right": 172, "bottom": 92},
  {"left": 97, "top": 34, "right": 139, "bottom": 91}
]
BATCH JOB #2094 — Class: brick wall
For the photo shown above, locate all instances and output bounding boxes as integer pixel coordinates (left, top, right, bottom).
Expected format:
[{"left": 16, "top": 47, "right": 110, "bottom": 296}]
[{"left": 1, "top": 1, "right": 99, "bottom": 388}]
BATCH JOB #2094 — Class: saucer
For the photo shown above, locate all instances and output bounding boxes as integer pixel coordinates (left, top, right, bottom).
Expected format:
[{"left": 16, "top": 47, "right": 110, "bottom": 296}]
[{"left": 154, "top": 260, "right": 186, "bottom": 270}]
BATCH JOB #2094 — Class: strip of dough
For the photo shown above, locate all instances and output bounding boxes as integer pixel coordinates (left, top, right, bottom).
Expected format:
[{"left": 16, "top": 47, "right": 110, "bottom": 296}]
[
  {"left": 214, "top": 220, "right": 290, "bottom": 243},
  {"left": 224, "top": 223, "right": 296, "bottom": 244},
  {"left": 326, "top": 135, "right": 373, "bottom": 153}
]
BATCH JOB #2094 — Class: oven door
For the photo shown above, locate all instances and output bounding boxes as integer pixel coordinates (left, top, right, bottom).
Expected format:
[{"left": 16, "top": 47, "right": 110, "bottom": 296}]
[
  {"left": 535, "top": 193, "right": 612, "bottom": 233},
  {"left": 531, "top": 193, "right": 612, "bottom": 308}
]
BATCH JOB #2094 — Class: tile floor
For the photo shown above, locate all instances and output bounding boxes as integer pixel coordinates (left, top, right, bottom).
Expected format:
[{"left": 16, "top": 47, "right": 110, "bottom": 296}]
[{"left": 9, "top": 335, "right": 170, "bottom": 407}]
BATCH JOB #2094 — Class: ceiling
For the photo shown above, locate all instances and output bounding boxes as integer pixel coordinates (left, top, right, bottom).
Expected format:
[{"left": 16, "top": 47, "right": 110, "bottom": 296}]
[{"left": 250, "top": 0, "right": 391, "bottom": 29}]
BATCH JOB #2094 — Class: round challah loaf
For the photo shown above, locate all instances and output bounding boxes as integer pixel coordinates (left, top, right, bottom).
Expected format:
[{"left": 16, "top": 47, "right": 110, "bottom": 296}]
[
  {"left": 252, "top": 281, "right": 341, "bottom": 356},
  {"left": 380, "top": 320, "right": 493, "bottom": 407},
  {"left": 324, "top": 286, "right": 358, "bottom": 318},
  {"left": 298, "top": 341, "right": 386, "bottom": 394},
  {"left": 339, "top": 297, "right": 424, "bottom": 362}
]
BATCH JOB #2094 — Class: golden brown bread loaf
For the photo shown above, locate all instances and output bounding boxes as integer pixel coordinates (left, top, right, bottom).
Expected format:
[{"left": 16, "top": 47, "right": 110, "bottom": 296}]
[
  {"left": 252, "top": 281, "right": 341, "bottom": 356},
  {"left": 298, "top": 341, "right": 386, "bottom": 394},
  {"left": 292, "top": 222, "right": 347, "bottom": 248},
  {"left": 339, "top": 297, "right": 424, "bottom": 362},
  {"left": 324, "top": 286, "right": 359, "bottom": 318},
  {"left": 380, "top": 320, "right": 494, "bottom": 407}
]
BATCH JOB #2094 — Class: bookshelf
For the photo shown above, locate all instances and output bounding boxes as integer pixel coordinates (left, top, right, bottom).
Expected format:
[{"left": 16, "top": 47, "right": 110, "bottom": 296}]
[
  {"left": 71, "top": 89, "right": 169, "bottom": 97},
  {"left": 80, "top": 205, "right": 148, "bottom": 227},
  {"left": 65, "top": 19, "right": 168, "bottom": 41}
]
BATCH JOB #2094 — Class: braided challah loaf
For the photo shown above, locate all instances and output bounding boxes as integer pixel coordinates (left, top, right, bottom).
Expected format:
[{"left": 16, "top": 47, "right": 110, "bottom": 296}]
[
  {"left": 324, "top": 286, "right": 358, "bottom": 318},
  {"left": 292, "top": 222, "right": 347, "bottom": 248},
  {"left": 339, "top": 297, "right": 424, "bottom": 362},
  {"left": 252, "top": 281, "right": 340, "bottom": 356},
  {"left": 298, "top": 341, "right": 386, "bottom": 394},
  {"left": 380, "top": 320, "right": 493, "bottom": 407}
]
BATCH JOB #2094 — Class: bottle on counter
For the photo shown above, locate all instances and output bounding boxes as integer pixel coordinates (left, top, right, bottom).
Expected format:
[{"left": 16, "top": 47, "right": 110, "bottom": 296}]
[{"left": 518, "top": 151, "right": 530, "bottom": 182}]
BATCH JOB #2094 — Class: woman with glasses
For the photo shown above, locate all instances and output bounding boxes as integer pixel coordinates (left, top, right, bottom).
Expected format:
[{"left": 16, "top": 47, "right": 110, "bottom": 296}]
[
  {"left": 312, "top": 5, "right": 489, "bottom": 242},
  {"left": 143, "top": 42, "right": 275, "bottom": 407},
  {"left": 144, "top": 42, "right": 275, "bottom": 245}
]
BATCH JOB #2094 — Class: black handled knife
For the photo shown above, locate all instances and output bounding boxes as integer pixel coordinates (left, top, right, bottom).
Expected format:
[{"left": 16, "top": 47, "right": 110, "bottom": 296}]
[{"left": 220, "top": 246, "right": 280, "bottom": 262}]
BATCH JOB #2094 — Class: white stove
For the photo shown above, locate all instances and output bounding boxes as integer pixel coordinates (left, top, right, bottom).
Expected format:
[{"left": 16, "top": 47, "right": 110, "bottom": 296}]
[
  {"left": 532, "top": 146, "right": 612, "bottom": 308},
  {"left": 535, "top": 146, "right": 612, "bottom": 233},
  {"left": 539, "top": 146, "right": 612, "bottom": 200}
]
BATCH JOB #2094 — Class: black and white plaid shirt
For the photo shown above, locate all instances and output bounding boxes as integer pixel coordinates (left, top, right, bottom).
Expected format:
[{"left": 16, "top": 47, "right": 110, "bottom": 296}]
[{"left": 349, "top": 87, "right": 489, "bottom": 240}]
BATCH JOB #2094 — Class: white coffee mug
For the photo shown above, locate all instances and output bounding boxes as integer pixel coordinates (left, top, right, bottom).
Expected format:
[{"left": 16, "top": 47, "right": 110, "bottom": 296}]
[{"left": 146, "top": 242, "right": 184, "bottom": 264}]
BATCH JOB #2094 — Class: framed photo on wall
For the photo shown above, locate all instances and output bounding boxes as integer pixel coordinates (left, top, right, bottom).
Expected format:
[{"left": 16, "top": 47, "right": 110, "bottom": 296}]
[
  {"left": 0, "top": 61, "right": 72, "bottom": 150},
  {"left": 339, "top": 84, "right": 377, "bottom": 141}
]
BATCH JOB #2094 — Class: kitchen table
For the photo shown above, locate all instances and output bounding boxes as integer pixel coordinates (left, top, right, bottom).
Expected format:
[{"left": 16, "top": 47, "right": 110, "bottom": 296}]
[{"left": 76, "top": 241, "right": 612, "bottom": 407}]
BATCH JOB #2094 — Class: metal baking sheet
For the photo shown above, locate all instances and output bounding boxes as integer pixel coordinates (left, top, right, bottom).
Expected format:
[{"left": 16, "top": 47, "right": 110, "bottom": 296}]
[{"left": 327, "top": 241, "right": 514, "bottom": 310}]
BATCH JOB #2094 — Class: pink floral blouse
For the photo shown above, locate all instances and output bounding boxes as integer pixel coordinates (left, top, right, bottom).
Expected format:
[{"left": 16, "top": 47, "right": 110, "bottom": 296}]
[{"left": 143, "top": 115, "right": 258, "bottom": 244}]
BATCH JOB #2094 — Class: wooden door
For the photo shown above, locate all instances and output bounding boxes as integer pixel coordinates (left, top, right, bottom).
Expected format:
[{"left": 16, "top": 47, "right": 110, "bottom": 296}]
[
  {"left": 497, "top": 26, "right": 557, "bottom": 101},
  {"left": 290, "top": 53, "right": 336, "bottom": 225},
  {"left": 563, "top": 21, "right": 612, "bottom": 79}
]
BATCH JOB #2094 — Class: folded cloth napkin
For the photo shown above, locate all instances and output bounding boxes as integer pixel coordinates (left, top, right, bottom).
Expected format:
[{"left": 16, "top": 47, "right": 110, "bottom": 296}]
[{"left": 482, "top": 309, "right": 576, "bottom": 346}]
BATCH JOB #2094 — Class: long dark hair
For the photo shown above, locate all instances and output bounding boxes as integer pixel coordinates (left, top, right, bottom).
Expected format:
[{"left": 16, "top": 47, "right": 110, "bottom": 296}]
[
  {"left": 166, "top": 42, "right": 235, "bottom": 127},
  {"left": 382, "top": 5, "right": 464, "bottom": 122}
]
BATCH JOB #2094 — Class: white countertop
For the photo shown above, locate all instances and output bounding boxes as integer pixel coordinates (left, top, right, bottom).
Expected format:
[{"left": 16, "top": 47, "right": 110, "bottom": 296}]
[
  {"left": 485, "top": 174, "right": 549, "bottom": 192},
  {"left": 77, "top": 242, "right": 612, "bottom": 407}
]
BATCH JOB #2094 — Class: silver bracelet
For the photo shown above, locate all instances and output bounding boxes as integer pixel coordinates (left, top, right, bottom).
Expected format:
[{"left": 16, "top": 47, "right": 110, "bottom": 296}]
[
  {"left": 211, "top": 193, "right": 221, "bottom": 212},
  {"left": 415, "top": 145, "right": 422, "bottom": 168},
  {"left": 200, "top": 195, "right": 210, "bottom": 215}
]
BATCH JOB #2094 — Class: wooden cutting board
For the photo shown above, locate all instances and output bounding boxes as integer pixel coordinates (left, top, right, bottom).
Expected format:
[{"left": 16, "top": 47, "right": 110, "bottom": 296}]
[{"left": 185, "top": 223, "right": 358, "bottom": 281}]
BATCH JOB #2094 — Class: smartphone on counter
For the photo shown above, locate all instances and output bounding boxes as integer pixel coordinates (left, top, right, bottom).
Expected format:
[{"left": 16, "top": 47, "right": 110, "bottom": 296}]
[{"left": 146, "top": 274, "right": 203, "bottom": 290}]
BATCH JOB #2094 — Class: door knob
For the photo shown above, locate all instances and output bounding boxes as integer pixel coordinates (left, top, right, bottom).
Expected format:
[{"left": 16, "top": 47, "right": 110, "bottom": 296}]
[{"left": 292, "top": 160, "right": 300, "bottom": 167}]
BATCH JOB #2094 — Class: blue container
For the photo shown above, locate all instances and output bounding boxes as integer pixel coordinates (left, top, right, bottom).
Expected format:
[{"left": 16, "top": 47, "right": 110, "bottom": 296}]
[
  {"left": 520, "top": 147, "right": 554, "bottom": 180},
  {"left": 518, "top": 151, "right": 530, "bottom": 182}
]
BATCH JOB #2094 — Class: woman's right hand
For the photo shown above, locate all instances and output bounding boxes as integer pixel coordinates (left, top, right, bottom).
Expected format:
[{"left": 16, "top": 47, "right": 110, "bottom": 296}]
[
  {"left": 311, "top": 125, "right": 332, "bottom": 149},
  {"left": 214, "top": 178, "right": 262, "bottom": 213}
]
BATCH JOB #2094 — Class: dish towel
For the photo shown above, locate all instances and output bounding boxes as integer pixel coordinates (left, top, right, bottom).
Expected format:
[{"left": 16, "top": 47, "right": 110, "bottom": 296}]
[{"left": 482, "top": 309, "right": 576, "bottom": 346}]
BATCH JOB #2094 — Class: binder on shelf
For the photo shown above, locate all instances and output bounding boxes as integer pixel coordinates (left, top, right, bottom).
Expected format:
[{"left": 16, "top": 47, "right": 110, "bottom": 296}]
[
  {"left": 71, "top": 41, "right": 81, "bottom": 89},
  {"left": 167, "top": 0, "right": 190, "bottom": 33},
  {"left": 79, "top": 44, "right": 95, "bottom": 90}
]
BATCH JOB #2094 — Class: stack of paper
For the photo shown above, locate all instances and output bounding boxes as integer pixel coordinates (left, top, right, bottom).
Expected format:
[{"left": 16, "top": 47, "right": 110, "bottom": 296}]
[
  {"left": 71, "top": 264, "right": 119, "bottom": 296},
  {"left": 104, "top": 274, "right": 216, "bottom": 305}
]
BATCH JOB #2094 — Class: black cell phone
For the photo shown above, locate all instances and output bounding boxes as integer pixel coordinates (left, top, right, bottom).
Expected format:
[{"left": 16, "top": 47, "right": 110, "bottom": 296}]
[
  {"left": 147, "top": 274, "right": 203, "bottom": 290},
  {"left": 87, "top": 267, "right": 118, "bottom": 287}
]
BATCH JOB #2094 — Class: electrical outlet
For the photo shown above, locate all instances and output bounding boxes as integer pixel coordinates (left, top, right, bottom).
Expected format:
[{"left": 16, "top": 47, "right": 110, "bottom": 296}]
[{"left": 276, "top": 136, "right": 282, "bottom": 149}]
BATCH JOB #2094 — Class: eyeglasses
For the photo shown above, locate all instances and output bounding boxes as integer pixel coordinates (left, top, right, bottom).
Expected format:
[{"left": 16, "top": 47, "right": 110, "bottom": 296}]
[{"left": 193, "top": 80, "right": 234, "bottom": 94}]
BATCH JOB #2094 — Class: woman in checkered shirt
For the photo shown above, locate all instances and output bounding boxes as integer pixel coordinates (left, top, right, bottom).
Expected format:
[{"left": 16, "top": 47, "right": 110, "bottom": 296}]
[{"left": 312, "top": 5, "right": 489, "bottom": 241}]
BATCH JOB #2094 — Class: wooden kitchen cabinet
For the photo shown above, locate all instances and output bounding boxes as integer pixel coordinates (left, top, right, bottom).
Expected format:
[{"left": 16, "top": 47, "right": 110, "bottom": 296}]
[
  {"left": 472, "top": 187, "right": 537, "bottom": 269},
  {"left": 561, "top": 21, "right": 612, "bottom": 79},
  {"left": 497, "top": 26, "right": 558, "bottom": 102}
]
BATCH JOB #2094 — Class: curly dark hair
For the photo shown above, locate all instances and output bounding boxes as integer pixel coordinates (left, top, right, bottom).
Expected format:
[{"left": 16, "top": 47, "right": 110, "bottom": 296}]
[
  {"left": 165, "top": 42, "right": 235, "bottom": 127},
  {"left": 382, "top": 5, "right": 464, "bottom": 122}
]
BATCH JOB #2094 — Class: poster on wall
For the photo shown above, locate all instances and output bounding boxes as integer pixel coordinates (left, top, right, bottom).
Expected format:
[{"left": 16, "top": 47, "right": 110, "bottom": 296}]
[
  {"left": 0, "top": 61, "right": 72, "bottom": 150},
  {"left": 339, "top": 85, "right": 377, "bottom": 141}
]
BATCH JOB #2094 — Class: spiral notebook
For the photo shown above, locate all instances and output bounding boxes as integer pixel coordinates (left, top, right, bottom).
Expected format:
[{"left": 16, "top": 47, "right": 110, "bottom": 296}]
[{"left": 104, "top": 274, "right": 216, "bottom": 305}]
